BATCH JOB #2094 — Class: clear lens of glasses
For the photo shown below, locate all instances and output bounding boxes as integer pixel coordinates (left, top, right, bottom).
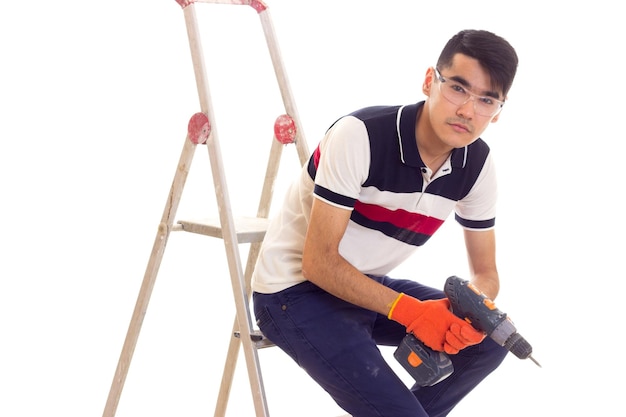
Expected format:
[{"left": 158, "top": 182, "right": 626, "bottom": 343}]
[{"left": 437, "top": 72, "right": 504, "bottom": 117}]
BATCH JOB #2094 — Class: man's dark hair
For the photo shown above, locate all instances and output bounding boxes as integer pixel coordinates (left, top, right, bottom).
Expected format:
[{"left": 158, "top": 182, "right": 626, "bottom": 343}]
[{"left": 437, "top": 29, "right": 518, "bottom": 99}]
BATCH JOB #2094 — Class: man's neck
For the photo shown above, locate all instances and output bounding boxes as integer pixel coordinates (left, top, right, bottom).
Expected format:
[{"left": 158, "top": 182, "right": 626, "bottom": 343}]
[{"left": 415, "top": 111, "right": 453, "bottom": 175}]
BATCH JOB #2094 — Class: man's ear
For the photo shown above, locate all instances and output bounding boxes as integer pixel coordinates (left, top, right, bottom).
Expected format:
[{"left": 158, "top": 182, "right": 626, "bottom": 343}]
[
  {"left": 422, "top": 67, "right": 435, "bottom": 96},
  {"left": 491, "top": 97, "right": 507, "bottom": 123}
]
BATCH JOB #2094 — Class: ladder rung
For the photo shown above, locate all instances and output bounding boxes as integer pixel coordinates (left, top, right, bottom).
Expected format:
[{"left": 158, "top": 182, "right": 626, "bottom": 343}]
[
  {"left": 176, "top": 216, "right": 269, "bottom": 243},
  {"left": 234, "top": 330, "right": 276, "bottom": 349}
]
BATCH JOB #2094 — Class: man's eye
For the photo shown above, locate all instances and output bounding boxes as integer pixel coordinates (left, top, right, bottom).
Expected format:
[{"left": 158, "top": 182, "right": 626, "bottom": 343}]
[
  {"left": 479, "top": 97, "right": 495, "bottom": 106},
  {"left": 450, "top": 83, "right": 466, "bottom": 94}
]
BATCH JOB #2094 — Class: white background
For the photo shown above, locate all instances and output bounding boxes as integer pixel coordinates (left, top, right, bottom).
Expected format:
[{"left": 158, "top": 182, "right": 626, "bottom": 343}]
[{"left": 1, "top": 1, "right": 623, "bottom": 416}]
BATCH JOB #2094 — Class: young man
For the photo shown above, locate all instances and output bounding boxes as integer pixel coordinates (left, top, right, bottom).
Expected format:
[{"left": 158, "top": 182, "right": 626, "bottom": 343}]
[{"left": 252, "top": 29, "right": 519, "bottom": 417}]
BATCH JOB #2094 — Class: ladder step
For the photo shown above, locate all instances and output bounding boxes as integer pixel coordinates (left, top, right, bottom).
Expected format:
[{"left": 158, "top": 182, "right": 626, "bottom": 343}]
[
  {"left": 176, "top": 216, "right": 269, "bottom": 243},
  {"left": 234, "top": 330, "right": 276, "bottom": 349}
]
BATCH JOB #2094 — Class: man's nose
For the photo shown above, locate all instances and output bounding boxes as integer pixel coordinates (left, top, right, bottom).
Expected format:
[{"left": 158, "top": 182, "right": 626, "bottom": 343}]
[{"left": 456, "top": 96, "right": 476, "bottom": 119}]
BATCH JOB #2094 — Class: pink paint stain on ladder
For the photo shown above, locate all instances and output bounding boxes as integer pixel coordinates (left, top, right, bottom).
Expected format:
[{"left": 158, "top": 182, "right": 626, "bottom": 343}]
[
  {"left": 273, "top": 114, "right": 296, "bottom": 144},
  {"left": 187, "top": 112, "right": 211, "bottom": 144}
]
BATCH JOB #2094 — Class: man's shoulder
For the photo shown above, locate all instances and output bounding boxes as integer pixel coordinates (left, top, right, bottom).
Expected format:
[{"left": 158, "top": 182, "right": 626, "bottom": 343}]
[
  {"left": 325, "top": 105, "right": 403, "bottom": 135},
  {"left": 348, "top": 104, "right": 402, "bottom": 121}
]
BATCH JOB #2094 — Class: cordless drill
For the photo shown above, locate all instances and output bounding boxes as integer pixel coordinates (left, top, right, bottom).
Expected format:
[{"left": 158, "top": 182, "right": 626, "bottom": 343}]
[{"left": 393, "top": 276, "right": 540, "bottom": 386}]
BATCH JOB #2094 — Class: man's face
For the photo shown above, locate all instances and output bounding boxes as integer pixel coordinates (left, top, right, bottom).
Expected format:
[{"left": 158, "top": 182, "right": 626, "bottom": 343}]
[{"left": 423, "top": 53, "right": 504, "bottom": 149}]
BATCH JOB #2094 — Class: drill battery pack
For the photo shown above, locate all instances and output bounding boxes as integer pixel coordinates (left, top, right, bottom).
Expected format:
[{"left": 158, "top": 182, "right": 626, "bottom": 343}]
[{"left": 393, "top": 334, "right": 454, "bottom": 387}]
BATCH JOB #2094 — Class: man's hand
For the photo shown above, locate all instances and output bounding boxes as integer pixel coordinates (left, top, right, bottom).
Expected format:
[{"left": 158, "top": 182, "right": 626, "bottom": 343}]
[{"left": 388, "top": 293, "right": 485, "bottom": 354}]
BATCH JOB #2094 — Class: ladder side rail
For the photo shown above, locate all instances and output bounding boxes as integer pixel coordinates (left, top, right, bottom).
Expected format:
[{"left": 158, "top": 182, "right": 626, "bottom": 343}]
[
  {"left": 102, "top": 137, "right": 198, "bottom": 417},
  {"left": 213, "top": 7, "right": 315, "bottom": 407},
  {"left": 219, "top": 7, "right": 316, "bottom": 415},
  {"left": 182, "top": 4, "right": 270, "bottom": 416},
  {"left": 257, "top": 8, "right": 310, "bottom": 164},
  {"left": 214, "top": 239, "right": 264, "bottom": 417},
  {"left": 214, "top": 126, "right": 285, "bottom": 416},
  {"left": 256, "top": 136, "right": 285, "bottom": 218},
  {"left": 182, "top": 3, "right": 212, "bottom": 114}
]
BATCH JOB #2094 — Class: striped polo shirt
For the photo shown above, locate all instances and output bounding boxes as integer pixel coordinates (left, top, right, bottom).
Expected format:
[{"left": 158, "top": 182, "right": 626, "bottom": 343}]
[{"left": 252, "top": 101, "right": 496, "bottom": 294}]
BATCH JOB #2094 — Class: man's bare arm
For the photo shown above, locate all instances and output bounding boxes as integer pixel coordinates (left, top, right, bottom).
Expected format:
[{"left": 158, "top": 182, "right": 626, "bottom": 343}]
[
  {"left": 464, "top": 228, "right": 499, "bottom": 300},
  {"left": 301, "top": 198, "right": 399, "bottom": 315}
]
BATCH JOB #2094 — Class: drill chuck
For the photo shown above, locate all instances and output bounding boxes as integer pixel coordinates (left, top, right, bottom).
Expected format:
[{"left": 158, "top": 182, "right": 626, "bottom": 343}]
[
  {"left": 503, "top": 332, "right": 533, "bottom": 360},
  {"left": 490, "top": 316, "right": 533, "bottom": 360}
]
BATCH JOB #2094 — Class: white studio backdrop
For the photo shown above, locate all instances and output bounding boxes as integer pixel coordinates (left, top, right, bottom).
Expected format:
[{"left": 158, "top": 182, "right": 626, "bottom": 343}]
[{"left": 0, "top": 1, "right": 622, "bottom": 416}]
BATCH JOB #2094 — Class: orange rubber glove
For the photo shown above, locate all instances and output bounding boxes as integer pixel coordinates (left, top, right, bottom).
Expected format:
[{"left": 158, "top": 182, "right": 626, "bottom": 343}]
[{"left": 388, "top": 293, "right": 485, "bottom": 354}]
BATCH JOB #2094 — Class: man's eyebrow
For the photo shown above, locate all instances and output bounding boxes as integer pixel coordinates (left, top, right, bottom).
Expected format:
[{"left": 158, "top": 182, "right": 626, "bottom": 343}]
[{"left": 448, "top": 74, "right": 502, "bottom": 99}]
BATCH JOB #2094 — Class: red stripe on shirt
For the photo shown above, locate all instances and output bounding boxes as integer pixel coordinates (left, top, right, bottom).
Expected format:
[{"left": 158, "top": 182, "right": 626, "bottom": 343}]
[{"left": 354, "top": 201, "right": 444, "bottom": 236}]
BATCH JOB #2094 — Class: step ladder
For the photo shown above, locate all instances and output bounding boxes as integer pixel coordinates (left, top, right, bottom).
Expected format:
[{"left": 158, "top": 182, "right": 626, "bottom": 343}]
[{"left": 102, "top": 1, "right": 310, "bottom": 416}]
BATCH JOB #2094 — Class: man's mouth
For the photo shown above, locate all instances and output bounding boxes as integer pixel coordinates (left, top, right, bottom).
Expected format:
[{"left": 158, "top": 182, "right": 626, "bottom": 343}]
[{"left": 448, "top": 120, "right": 471, "bottom": 133}]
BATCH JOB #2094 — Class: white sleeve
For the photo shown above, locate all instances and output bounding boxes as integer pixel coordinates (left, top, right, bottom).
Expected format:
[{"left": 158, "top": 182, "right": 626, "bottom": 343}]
[
  {"left": 314, "top": 116, "right": 371, "bottom": 206},
  {"left": 455, "top": 151, "right": 498, "bottom": 229}
]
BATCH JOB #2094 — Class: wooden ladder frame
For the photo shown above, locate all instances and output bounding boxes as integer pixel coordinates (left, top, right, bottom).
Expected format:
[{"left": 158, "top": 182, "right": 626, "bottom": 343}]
[{"left": 102, "top": 1, "right": 310, "bottom": 416}]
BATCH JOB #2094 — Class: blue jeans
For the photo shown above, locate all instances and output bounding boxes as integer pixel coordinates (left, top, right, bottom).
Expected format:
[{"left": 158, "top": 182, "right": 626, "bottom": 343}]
[{"left": 253, "top": 276, "right": 507, "bottom": 417}]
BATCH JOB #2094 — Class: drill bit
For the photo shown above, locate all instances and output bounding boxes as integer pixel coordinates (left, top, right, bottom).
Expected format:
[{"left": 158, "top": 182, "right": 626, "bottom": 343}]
[{"left": 528, "top": 355, "right": 541, "bottom": 368}]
